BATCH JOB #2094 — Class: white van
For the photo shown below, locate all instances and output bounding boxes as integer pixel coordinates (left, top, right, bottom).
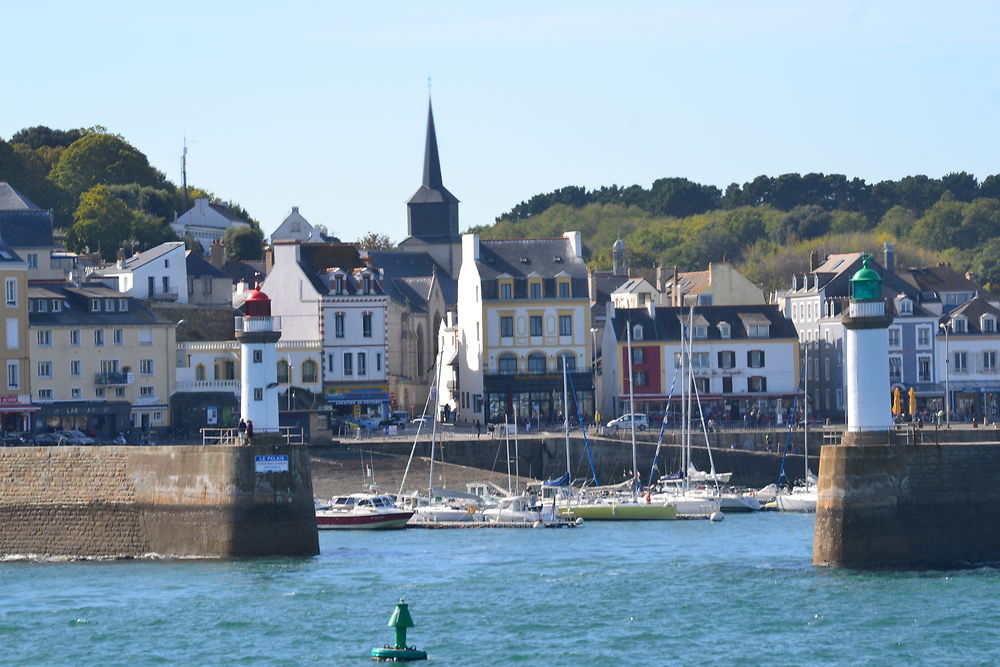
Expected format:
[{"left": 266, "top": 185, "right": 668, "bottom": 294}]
[{"left": 606, "top": 414, "right": 649, "bottom": 432}]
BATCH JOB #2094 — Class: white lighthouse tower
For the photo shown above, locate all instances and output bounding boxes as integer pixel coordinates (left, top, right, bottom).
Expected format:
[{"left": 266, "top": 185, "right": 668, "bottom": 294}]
[
  {"left": 841, "top": 255, "right": 894, "bottom": 445},
  {"left": 236, "top": 282, "right": 281, "bottom": 432}
]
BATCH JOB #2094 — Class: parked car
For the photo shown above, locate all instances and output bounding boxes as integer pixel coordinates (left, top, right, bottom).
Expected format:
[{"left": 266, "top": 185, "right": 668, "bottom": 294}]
[
  {"left": 411, "top": 415, "right": 431, "bottom": 426},
  {"left": 33, "top": 433, "right": 64, "bottom": 446},
  {"left": 391, "top": 411, "right": 410, "bottom": 426},
  {"left": 56, "top": 430, "right": 96, "bottom": 445},
  {"left": 606, "top": 414, "right": 649, "bottom": 432}
]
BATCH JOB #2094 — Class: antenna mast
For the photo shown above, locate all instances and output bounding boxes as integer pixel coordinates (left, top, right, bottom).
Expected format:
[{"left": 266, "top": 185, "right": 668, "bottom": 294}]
[{"left": 181, "top": 135, "right": 189, "bottom": 211}]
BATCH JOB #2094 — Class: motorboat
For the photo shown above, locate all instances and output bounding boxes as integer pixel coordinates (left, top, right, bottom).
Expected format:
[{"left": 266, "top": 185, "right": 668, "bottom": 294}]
[
  {"left": 315, "top": 493, "right": 414, "bottom": 530},
  {"left": 400, "top": 487, "right": 488, "bottom": 523},
  {"left": 482, "top": 494, "right": 564, "bottom": 524}
]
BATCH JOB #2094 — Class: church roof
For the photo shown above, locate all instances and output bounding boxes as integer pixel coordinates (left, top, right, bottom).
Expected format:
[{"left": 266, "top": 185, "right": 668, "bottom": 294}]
[
  {"left": 407, "top": 102, "right": 459, "bottom": 205},
  {"left": 0, "top": 182, "right": 40, "bottom": 210}
]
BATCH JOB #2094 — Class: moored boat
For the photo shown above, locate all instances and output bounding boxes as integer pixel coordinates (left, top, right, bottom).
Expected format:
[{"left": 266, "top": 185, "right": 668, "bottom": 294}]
[{"left": 315, "top": 493, "right": 414, "bottom": 530}]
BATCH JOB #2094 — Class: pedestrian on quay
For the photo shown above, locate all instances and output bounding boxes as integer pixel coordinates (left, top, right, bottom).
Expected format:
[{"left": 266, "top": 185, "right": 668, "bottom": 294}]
[
  {"left": 246, "top": 420, "right": 254, "bottom": 446},
  {"left": 475, "top": 419, "right": 481, "bottom": 438},
  {"left": 238, "top": 418, "right": 247, "bottom": 445}
]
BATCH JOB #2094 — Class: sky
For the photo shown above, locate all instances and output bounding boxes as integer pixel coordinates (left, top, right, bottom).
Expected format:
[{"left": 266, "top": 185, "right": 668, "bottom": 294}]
[{"left": 4, "top": 2, "right": 1000, "bottom": 242}]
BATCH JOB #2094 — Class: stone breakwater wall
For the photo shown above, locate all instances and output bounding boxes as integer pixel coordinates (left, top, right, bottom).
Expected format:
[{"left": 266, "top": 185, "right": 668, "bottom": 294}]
[
  {"left": 0, "top": 445, "right": 318, "bottom": 559},
  {"left": 814, "top": 442, "right": 1000, "bottom": 568}
]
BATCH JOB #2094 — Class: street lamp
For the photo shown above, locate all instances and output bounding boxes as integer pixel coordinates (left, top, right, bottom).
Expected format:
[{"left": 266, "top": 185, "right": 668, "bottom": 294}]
[{"left": 939, "top": 322, "right": 950, "bottom": 426}]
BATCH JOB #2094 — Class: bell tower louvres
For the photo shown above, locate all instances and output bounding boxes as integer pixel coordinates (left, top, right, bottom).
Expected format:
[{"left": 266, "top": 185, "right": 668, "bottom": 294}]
[{"left": 406, "top": 101, "right": 460, "bottom": 242}]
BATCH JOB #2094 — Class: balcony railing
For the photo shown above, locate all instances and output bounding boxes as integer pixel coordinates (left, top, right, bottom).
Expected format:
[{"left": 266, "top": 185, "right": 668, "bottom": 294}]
[
  {"left": 175, "top": 380, "right": 239, "bottom": 392},
  {"left": 235, "top": 316, "right": 281, "bottom": 332},
  {"left": 95, "top": 371, "right": 135, "bottom": 386},
  {"left": 848, "top": 300, "right": 886, "bottom": 318},
  {"left": 149, "top": 289, "right": 179, "bottom": 301}
]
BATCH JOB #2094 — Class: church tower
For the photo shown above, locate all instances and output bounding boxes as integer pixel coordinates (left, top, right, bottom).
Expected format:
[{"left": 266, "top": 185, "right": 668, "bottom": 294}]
[
  {"left": 612, "top": 238, "right": 627, "bottom": 275},
  {"left": 406, "top": 101, "right": 460, "bottom": 242}
]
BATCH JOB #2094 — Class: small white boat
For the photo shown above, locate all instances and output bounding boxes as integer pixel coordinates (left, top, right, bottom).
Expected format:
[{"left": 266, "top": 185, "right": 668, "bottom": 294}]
[
  {"left": 775, "top": 484, "right": 817, "bottom": 513},
  {"left": 483, "top": 494, "right": 561, "bottom": 524},
  {"left": 401, "top": 487, "right": 488, "bottom": 523},
  {"left": 315, "top": 493, "right": 414, "bottom": 530}
]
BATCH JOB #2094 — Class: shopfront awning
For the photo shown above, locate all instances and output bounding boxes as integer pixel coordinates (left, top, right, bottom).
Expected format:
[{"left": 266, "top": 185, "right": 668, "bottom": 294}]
[{"left": 0, "top": 403, "right": 40, "bottom": 413}]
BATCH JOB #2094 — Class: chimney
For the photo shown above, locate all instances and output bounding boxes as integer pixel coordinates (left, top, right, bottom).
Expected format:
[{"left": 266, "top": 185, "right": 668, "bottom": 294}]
[
  {"left": 588, "top": 269, "right": 598, "bottom": 304},
  {"left": 655, "top": 265, "right": 664, "bottom": 291},
  {"left": 462, "top": 233, "right": 480, "bottom": 262},
  {"left": 563, "top": 231, "right": 583, "bottom": 258},
  {"left": 647, "top": 298, "right": 656, "bottom": 319},
  {"left": 672, "top": 267, "right": 680, "bottom": 307},
  {"left": 809, "top": 250, "right": 820, "bottom": 272},
  {"left": 117, "top": 247, "right": 126, "bottom": 270},
  {"left": 883, "top": 241, "right": 895, "bottom": 274},
  {"left": 210, "top": 239, "right": 226, "bottom": 269}
]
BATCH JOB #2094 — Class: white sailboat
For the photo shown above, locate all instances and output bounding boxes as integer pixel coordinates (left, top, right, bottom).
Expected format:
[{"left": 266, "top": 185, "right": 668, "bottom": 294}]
[{"left": 776, "top": 346, "right": 817, "bottom": 513}]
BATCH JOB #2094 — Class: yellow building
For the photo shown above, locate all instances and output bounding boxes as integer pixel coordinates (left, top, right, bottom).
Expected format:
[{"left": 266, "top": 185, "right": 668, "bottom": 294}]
[
  {"left": 0, "top": 239, "right": 35, "bottom": 432},
  {"left": 28, "top": 281, "right": 176, "bottom": 440}
]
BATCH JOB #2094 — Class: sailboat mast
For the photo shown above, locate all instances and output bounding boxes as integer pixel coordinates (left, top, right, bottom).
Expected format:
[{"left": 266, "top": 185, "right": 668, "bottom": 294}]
[
  {"left": 563, "top": 362, "right": 571, "bottom": 478},
  {"left": 804, "top": 345, "right": 809, "bottom": 483},
  {"left": 513, "top": 408, "right": 520, "bottom": 482},
  {"left": 427, "top": 349, "right": 444, "bottom": 497},
  {"left": 504, "top": 414, "right": 512, "bottom": 495},
  {"left": 627, "top": 322, "right": 638, "bottom": 494}
]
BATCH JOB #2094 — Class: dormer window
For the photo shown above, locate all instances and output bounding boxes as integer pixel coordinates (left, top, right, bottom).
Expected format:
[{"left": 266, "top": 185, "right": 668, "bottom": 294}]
[
  {"left": 36, "top": 299, "right": 48, "bottom": 313},
  {"left": 953, "top": 317, "right": 968, "bottom": 333},
  {"left": 633, "top": 324, "right": 643, "bottom": 341},
  {"left": 105, "top": 298, "right": 115, "bottom": 311},
  {"left": 693, "top": 325, "right": 708, "bottom": 339},
  {"left": 363, "top": 275, "right": 372, "bottom": 295},
  {"left": 91, "top": 298, "right": 100, "bottom": 312},
  {"left": 897, "top": 297, "right": 913, "bottom": 315},
  {"left": 529, "top": 279, "right": 542, "bottom": 299},
  {"left": 719, "top": 322, "right": 731, "bottom": 339},
  {"left": 118, "top": 298, "right": 128, "bottom": 312},
  {"left": 981, "top": 315, "right": 997, "bottom": 333},
  {"left": 334, "top": 274, "right": 345, "bottom": 295},
  {"left": 748, "top": 324, "right": 770, "bottom": 338},
  {"left": 50, "top": 299, "right": 61, "bottom": 313}
]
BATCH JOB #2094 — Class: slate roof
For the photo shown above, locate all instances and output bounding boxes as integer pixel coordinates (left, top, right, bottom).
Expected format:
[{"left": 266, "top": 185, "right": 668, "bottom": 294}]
[
  {"left": 366, "top": 249, "right": 456, "bottom": 305},
  {"left": 610, "top": 304, "right": 799, "bottom": 342},
  {"left": 222, "top": 261, "right": 263, "bottom": 285},
  {"left": 590, "top": 272, "right": 631, "bottom": 305},
  {"left": 407, "top": 102, "right": 459, "bottom": 206},
  {"left": 0, "top": 182, "right": 40, "bottom": 210},
  {"left": 27, "top": 282, "right": 171, "bottom": 327},
  {"left": 897, "top": 265, "right": 982, "bottom": 301},
  {"left": 944, "top": 297, "right": 1000, "bottom": 333},
  {"left": 297, "top": 244, "right": 364, "bottom": 295},
  {"left": 91, "top": 242, "right": 185, "bottom": 276},
  {"left": 186, "top": 251, "right": 229, "bottom": 279},
  {"left": 476, "top": 238, "right": 589, "bottom": 301},
  {"left": 209, "top": 203, "right": 247, "bottom": 223},
  {"left": 0, "top": 210, "right": 54, "bottom": 247},
  {"left": 0, "top": 238, "right": 23, "bottom": 264}
]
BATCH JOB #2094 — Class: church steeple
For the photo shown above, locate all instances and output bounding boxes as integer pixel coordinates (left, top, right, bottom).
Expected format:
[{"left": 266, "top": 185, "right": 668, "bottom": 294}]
[{"left": 407, "top": 99, "right": 459, "bottom": 242}]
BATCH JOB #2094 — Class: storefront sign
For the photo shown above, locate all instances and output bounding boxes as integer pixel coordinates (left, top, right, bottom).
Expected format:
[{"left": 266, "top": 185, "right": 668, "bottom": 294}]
[{"left": 255, "top": 455, "right": 289, "bottom": 473}]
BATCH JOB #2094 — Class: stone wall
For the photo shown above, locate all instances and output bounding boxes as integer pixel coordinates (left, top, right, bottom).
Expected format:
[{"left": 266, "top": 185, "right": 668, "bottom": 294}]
[
  {"left": 814, "top": 443, "right": 1000, "bottom": 568},
  {"left": 0, "top": 444, "right": 318, "bottom": 558}
]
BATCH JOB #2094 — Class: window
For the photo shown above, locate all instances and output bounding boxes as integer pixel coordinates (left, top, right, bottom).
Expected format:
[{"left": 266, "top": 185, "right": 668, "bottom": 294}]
[
  {"left": 694, "top": 377, "right": 710, "bottom": 394},
  {"left": 363, "top": 275, "right": 372, "bottom": 294},
  {"left": 335, "top": 312, "right": 345, "bottom": 338},
  {"left": 634, "top": 370, "right": 648, "bottom": 387},
  {"left": 984, "top": 351, "right": 997, "bottom": 372},
  {"left": 632, "top": 347, "right": 645, "bottom": 364},
  {"left": 558, "top": 282, "right": 570, "bottom": 298},
  {"left": 559, "top": 315, "right": 572, "bottom": 336},
  {"left": 697, "top": 294, "right": 713, "bottom": 306},
  {"left": 358, "top": 352, "right": 367, "bottom": 375},
  {"left": 162, "top": 277, "right": 170, "bottom": 294},
  {"left": 953, "top": 318, "right": 968, "bottom": 333},
  {"left": 6, "top": 319, "right": 17, "bottom": 349},
  {"left": 51, "top": 299, "right": 61, "bottom": 313},
  {"left": 982, "top": 316, "right": 997, "bottom": 333},
  {"left": 137, "top": 359, "right": 153, "bottom": 376},
  {"left": 691, "top": 352, "right": 710, "bottom": 369},
  {"left": 70, "top": 360, "right": 81, "bottom": 376},
  {"left": 500, "top": 316, "right": 513, "bottom": 338},
  {"left": 824, "top": 357, "right": 830, "bottom": 381},
  {"left": 693, "top": 325, "right": 708, "bottom": 339},
  {"left": 105, "top": 299, "right": 115, "bottom": 311},
  {"left": 91, "top": 298, "right": 101, "bottom": 312},
  {"left": 327, "top": 354, "right": 335, "bottom": 373},
  {"left": 335, "top": 275, "right": 345, "bottom": 294},
  {"left": 252, "top": 349, "right": 263, "bottom": 363},
  {"left": 196, "top": 364, "right": 206, "bottom": 381},
  {"left": 897, "top": 298, "right": 912, "bottom": 315},
  {"left": 302, "top": 360, "right": 318, "bottom": 383},
  {"left": 343, "top": 353, "right": 353, "bottom": 376},
  {"left": 888, "top": 327, "right": 901, "bottom": 348},
  {"left": 498, "top": 354, "right": 517, "bottom": 374},
  {"left": 889, "top": 356, "right": 902, "bottom": 383},
  {"left": 633, "top": 325, "right": 643, "bottom": 341},
  {"left": 917, "top": 327, "right": 931, "bottom": 348},
  {"left": 27, "top": 253, "right": 37, "bottom": 269},
  {"left": 918, "top": 356, "right": 932, "bottom": 383},
  {"left": 530, "top": 316, "right": 542, "bottom": 337},
  {"left": 527, "top": 353, "right": 546, "bottom": 374},
  {"left": 138, "top": 328, "right": 153, "bottom": 345},
  {"left": 722, "top": 376, "right": 733, "bottom": 393},
  {"left": 500, "top": 282, "right": 512, "bottom": 300},
  {"left": 376, "top": 353, "right": 382, "bottom": 372},
  {"left": 362, "top": 312, "right": 372, "bottom": 338},
  {"left": 95, "top": 388, "right": 105, "bottom": 398},
  {"left": 718, "top": 351, "right": 735, "bottom": 369},
  {"left": 118, "top": 298, "right": 128, "bottom": 312},
  {"left": 37, "top": 361, "right": 52, "bottom": 377},
  {"left": 254, "top": 388, "right": 263, "bottom": 401},
  {"left": 94, "top": 330, "right": 104, "bottom": 346},
  {"left": 954, "top": 351, "right": 968, "bottom": 373},
  {"left": 6, "top": 360, "right": 18, "bottom": 389},
  {"left": 748, "top": 324, "right": 770, "bottom": 338},
  {"left": 71, "top": 387, "right": 81, "bottom": 398},
  {"left": 277, "top": 360, "right": 290, "bottom": 384},
  {"left": 719, "top": 322, "right": 731, "bottom": 339},
  {"left": 164, "top": 258, "right": 170, "bottom": 268},
  {"left": 557, "top": 354, "right": 576, "bottom": 372},
  {"left": 747, "top": 350, "right": 765, "bottom": 368},
  {"left": 529, "top": 282, "right": 541, "bottom": 299},
  {"left": 140, "top": 386, "right": 154, "bottom": 397},
  {"left": 4, "top": 278, "right": 16, "bottom": 307},
  {"left": 38, "top": 389, "right": 52, "bottom": 400},
  {"left": 116, "top": 387, "right": 125, "bottom": 397},
  {"left": 113, "top": 329, "right": 124, "bottom": 345},
  {"left": 37, "top": 330, "right": 51, "bottom": 346},
  {"left": 748, "top": 376, "right": 767, "bottom": 392}
]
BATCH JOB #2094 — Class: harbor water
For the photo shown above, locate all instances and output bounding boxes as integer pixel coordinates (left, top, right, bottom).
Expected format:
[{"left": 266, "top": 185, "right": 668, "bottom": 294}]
[{"left": 4, "top": 514, "right": 1000, "bottom": 665}]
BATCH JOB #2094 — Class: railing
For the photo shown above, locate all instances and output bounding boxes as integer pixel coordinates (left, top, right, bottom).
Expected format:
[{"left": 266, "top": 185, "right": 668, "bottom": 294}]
[
  {"left": 175, "top": 380, "right": 239, "bottom": 391},
  {"left": 235, "top": 316, "right": 281, "bottom": 332},
  {"left": 848, "top": 300, "right": 886, "bottom": 318},
  {"left": 95, "top": 371, "right": 135, "bottom": 385},
  {"left": 149, "top": 289, "right": 179, "bottom": 301},
  {"left": 200, "top": 425, "right": 305, "bottom": 446}
]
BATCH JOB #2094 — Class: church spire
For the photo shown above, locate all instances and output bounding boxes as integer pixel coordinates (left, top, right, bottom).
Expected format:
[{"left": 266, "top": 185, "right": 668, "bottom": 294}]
[{"left": 422, "top": 101, "right": 444, "bottom": 190}]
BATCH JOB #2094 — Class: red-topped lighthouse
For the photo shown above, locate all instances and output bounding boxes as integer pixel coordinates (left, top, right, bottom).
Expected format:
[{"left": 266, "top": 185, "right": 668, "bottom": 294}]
[{"left": 236, "top": 283, "right": 281, "bottom": 433}]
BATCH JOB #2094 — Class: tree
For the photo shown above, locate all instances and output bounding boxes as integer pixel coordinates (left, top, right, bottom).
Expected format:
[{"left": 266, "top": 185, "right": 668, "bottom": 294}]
[
  {"left": 908, "top": 200, "right": 967, "bottom": 249},
  {"left": 224, "top": 225, "right": 264, "bottom": 260},
  {"left": 182, "top": 235, "right": 205, "bottom": 256},
  {"left": 771, "top": 205, "right": 831, "bottom": 243},
  {"left": 131, "top": 213, "right": 178, "bottom": 252},
  {"left": 875, "top": 205, "right": 918, "bottom": 238},
  {"left": 971, "top": 238, "right": 1000, "bottom": 289},
  {"left": 50, "top": 132, "right": 166, "bottom": 200},
  {"left": 357, "top": 232, "right": 395, "bottom": 249},
  {"left": 65, "top": 185, "right": 136, "bottom": 259},
  {"left": 940, "top": 171, "right": 979, "bottom": 202},
  {"left": 10, "top": 126, "right": 84, "bottom": 150}
]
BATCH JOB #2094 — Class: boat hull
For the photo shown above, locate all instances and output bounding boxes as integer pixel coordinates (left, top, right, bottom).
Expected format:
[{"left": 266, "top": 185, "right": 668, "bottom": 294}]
[
  {"left": 558, "top": 502, "right": 677, "bottom": 520},
  {"left": 775, "top": 493, "right": 816, "bottom": 513},
  {"left": 316, "top": 510, "right": 414, "bottom": 530}
]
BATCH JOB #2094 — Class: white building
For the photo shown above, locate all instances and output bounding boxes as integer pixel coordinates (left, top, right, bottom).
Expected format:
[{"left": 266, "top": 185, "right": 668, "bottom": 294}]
[
  {"left": 170, "top": 198, "right": 250, "bottom": 251},
  {"left": 270, "top": 207, "right": 323, "bottom": 244},
  {"left": 938, "top": 297, "right": 1000, "bottom": 421},
  {"left": 90, "top": 242, "right": 189, "bottom": 303}
]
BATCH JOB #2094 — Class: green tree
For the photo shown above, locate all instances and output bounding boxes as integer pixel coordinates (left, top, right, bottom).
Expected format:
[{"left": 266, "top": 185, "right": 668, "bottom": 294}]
[
  {"left": 10, "top": 126, "right": 85, "bottom": 150},
  {"left": 908, "top": 200, "right": 967, "bottom": 249},
  {"left": 357, "top": 232, "right": 395, "bottom": 249},
  {"left": 970, "top": 238, "right": 1000, "bottom": 289},
  {"left": 50, "top": 132, "right": 166, "bottom": 201},
  {"left": 131, "top": 213, "right": 178, "bottom": 252},
  {"left": 65, "top": 185, "right": 135, "bottom": 259},
  {"left": 829, "top": 211, "right": 870, "bottom": 235},
  {"left": 875, "top": 205, "right": 918, "bottom": 238},
  {"left": 224, "top": 224, "right": 264, "bottom": 260},
  {"left": 182, "top": 235, "right": 205, "bottom": 255}
]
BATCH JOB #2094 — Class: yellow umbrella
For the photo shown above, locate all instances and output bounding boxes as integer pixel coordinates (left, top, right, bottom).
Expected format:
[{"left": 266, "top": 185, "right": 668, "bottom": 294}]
[
  {"left": 892, "top": 387, "right": 901, "bottom": 416},
  {"left": 908, "top": 387, "right": 917, "bottom": 416}
]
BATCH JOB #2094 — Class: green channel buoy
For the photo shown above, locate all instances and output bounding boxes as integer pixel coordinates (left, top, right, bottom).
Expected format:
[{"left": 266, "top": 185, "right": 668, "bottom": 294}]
[{"left": 370, "top": 599, "right": 428, "bottom": 662}]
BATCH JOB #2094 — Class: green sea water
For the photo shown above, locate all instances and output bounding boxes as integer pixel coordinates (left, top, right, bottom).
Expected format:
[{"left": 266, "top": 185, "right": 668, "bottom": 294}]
[{"left": 3, "top": 514, "right": 999, "bottom": 665}]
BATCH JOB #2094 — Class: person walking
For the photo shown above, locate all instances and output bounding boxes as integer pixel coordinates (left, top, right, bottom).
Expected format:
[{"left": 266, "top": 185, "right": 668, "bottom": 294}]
[
  {"left": 475, "top": 419, "right": 481, "bottom": 438},
  {"left": 245, "top": 420, "right": 254, "bottom": 446},
  {"left": 238, "top": 418, "right": 247, "bottom": 446}
]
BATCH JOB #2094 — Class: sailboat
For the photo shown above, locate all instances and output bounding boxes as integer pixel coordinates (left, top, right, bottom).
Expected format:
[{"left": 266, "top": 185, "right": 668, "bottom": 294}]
[
  {"left": 776, "top": 346, "right": 817, "bottom": 512},
  {"left": 550, "top": 323, "right": 677, "bottom": 520}
]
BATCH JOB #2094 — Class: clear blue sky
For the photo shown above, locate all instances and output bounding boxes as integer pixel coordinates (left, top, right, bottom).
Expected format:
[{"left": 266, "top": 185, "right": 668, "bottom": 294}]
[{"left": 4, "top": 2, "right": 999, "bottom": 242}]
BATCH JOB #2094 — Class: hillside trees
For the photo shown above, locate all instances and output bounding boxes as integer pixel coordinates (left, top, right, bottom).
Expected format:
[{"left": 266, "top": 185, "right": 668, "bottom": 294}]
[
  {"left": 224, "top": 224, "right": 264, "bottom": 261},
  {"left": 64, "top": 185, "right": 178, "bottom": 260},
  {"left": 50, "top": 131, "right": 166, "bottom": 201}
]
